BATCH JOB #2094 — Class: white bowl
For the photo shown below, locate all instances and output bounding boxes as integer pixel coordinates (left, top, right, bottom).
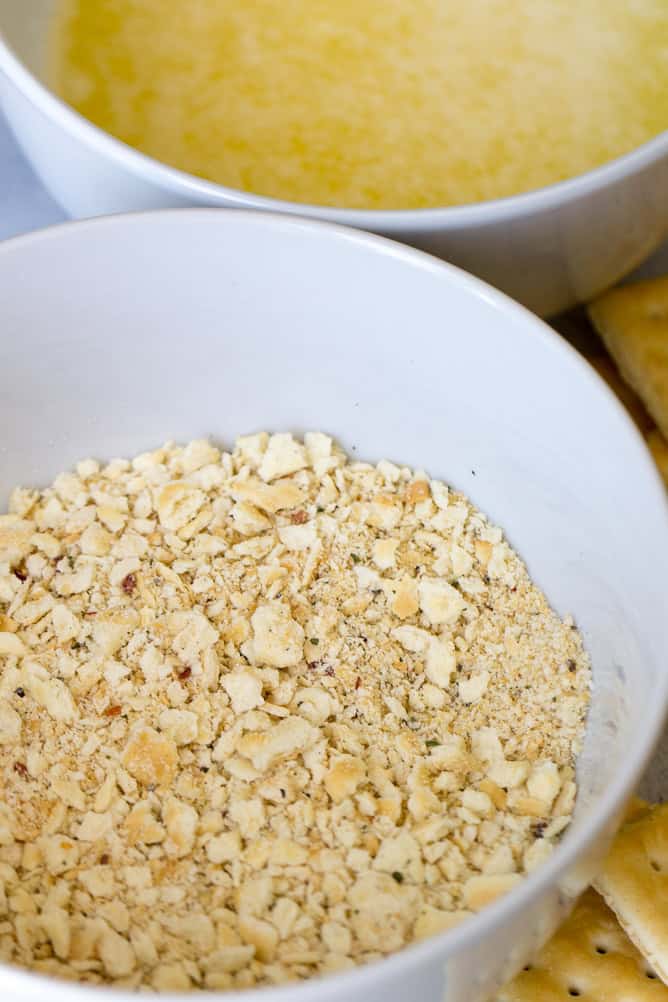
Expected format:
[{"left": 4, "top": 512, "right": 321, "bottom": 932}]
[
  {"left": 0, "top": 209, "right": 667, "bottom": 1002},
  {"left": 2, "top": 0, "right": 668, "bottom": 317}
]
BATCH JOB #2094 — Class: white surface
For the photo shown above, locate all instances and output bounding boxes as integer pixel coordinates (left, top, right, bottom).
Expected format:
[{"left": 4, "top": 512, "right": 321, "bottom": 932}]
[
  {"left": 0, "top": 210, "right": 667, "bottom": 1002},
  {"left": 3, "top": 0, "right": 668, "bottom": 316},
  {"left": 0, "top": 109, "right": 65, "bottom": 239}
]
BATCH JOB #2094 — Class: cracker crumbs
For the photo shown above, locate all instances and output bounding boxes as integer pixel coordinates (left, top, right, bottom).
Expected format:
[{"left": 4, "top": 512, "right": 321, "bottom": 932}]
[{"left": 0, "top": 433, "right": 590, "bottom": 990}]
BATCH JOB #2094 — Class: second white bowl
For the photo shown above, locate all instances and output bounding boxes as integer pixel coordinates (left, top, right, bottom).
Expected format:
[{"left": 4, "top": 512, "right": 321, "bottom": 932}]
[{"left": 2, "top": 0, "right": 668, "bottom": 315}]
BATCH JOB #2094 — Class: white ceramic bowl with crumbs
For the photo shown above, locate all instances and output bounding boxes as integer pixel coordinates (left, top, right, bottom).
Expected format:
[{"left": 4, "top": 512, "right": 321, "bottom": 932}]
[
  {"left": 2, "top": 0, "right": 668, "bottom": 317},
  {"left": 0, "top": 209, "right": 667, "bottom": 1002}
]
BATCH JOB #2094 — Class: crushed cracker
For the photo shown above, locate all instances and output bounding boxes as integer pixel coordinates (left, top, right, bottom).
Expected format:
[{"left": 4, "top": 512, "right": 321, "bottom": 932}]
[{"left": 0, "top": 433, "right": 590, "bottom": 990}]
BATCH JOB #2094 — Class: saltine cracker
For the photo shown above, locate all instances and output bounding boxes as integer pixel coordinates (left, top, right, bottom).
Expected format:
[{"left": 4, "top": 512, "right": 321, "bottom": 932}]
[
  {"left": 594, "top": 803, "right": 668, "bottom": 986},
  {"left": 588, "top": 275, "right": 668, "bottom": 440},
  {"left": 499, "top": 889, "right": 666, "bottom": 1001},
  {"left": 647, "top": 430, "right": 668, "bottom": 486}
]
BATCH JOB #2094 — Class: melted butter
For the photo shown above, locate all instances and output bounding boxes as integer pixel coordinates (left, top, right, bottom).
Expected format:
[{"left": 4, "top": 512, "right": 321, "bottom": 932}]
[{"left": 53, "top": 0, "right": 668, "bottom": 209}]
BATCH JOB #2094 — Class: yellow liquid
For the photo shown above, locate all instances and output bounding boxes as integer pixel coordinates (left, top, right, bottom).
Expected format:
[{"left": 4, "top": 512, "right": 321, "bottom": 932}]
[{"left": 53, "top": 0, "right": 668, "bottom": 209}]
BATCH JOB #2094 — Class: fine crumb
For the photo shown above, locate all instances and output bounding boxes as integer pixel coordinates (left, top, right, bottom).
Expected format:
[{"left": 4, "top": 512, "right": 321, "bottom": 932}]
[{"left": 0, "top": 433, "right": 590, "bottom": 990}]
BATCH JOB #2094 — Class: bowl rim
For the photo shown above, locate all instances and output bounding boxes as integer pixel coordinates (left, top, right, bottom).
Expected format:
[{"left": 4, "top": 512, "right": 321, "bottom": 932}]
[
  {"left": 0, "top": 207, "right": 667, "bottom": 1001},
  {"left": 1, "top": 27, "right": 668, "bottom": 230}
]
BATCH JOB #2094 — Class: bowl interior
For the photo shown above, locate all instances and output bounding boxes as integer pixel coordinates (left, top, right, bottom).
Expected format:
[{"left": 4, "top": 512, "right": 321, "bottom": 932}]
[{"left": 1, "top": 210, "right": 667, "bottom": 845}]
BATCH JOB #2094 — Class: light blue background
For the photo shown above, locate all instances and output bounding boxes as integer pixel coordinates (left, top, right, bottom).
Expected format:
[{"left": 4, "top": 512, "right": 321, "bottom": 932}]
[{"left": 0, "top": 109, "right": 65, "bottom": 240}]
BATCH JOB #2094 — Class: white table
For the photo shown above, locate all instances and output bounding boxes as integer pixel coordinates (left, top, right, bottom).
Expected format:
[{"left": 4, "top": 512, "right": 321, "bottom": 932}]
[{"left": 1, "top": 108, "right": 666, "bottom": 798}]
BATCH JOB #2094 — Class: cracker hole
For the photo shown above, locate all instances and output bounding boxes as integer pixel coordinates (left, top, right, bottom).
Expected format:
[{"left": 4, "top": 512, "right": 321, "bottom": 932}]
[
  {"left": 651, "top": 860, "right": 662, "bottom": 872},
  {"left": 523, "top": 965, "right": 532, "bottom": 972},
  {"left": 646, "top": 971, "right": 658, "bottom": 981},
  {"left": 568, "top": 989, "right": 581, "bottom": 997},
  {"left": 595, "top": 946, "right": 607, "bottom": 955}
]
